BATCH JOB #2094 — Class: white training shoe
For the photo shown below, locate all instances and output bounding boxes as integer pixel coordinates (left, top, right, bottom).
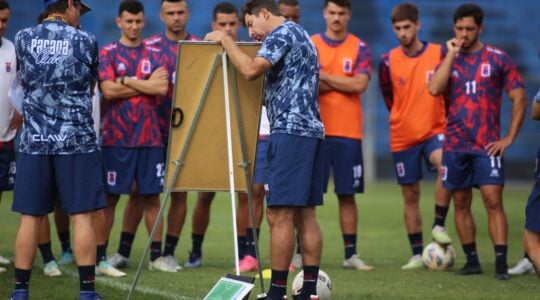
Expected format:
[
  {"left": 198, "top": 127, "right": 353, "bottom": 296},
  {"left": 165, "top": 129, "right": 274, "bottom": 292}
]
[
  {"left": 343, "top": 254, "right": 374, "bottom": 271},
  {"left": 149, "top": 256, "right": 178, "bottom": 273},
  {"left": 163, "top": 255, "right": 183, "bottom": 270},
  {"left": 43, "top": 261, "right": 62, "bottom": 277},
  {"left": 96, "top": 260, "right": 127, "bottom": 277},
  {"left": 401, "top": 255, "right": 424, "bottom": 270},
  {"left": 107, "top": 253, "right": 129, "bottom": 268},
  {"left": 508, "top": 257, "right": 535, "bottom": 275},
  {"left": 431, "top": 225, "right": 452, "bottom": 245},
  {"left": 291, "top": 253, "right": 302, "bottom": 269},
  {"left": 0, "top": 266, "right": 6, "bottom": 273},
  {"left": 0, "top": 255, "right": 10, "bottom": 265}
]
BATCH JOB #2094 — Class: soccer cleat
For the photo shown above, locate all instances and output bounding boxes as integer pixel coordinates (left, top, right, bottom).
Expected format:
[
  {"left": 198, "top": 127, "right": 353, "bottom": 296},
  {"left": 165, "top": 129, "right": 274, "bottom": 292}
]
[
  {"left": 291, "top": 253, "right": 302, "bottom": 269},
  {"left": 343, "top": 254, "right": 374, "bottom": 271},
  {"left": 10, "top": 290, "right": 29, "bottom": 300},
  {"left": 107, "top": 253, "right": 129, "bottom": 268},
  {"left": 58, "top": 249, "right": 74, "bottom": 265},
  {"left": 431, "top": 225, "right": 452, "bottom": 245},
  {"left": 184, "top": 252, "right": 202, "bottom": 268},
  {"left": 495, "top": 264, "right": 510, "bottom": 280},
  {"left": 508, "top": 257, "right": 535, "bottom": 275},
  {"left": 239, "top": 255, "right": 258, "bottom": 272},
  {"left": 401, "top": 255, "right": 424, "bottom": 270},
  {"left": 0, "top": 254, "right": 10, "bottom": 265},
  {"left": 0, "top": 266, "right": 6, "bottom": 273},
  {"left": 43, "top": 260, "right": 62, "bottom": 277},
  {"left": 96, "top": 260, "right": 127, "bottom": 277},
  {"left": 79, "top": 291, "right": 103, "bottom": 300},
  {"left": 149, "top": 256, "right": 178, "bottom": 272},
  {"left": 163, "top": 255, "right": 183, "bottom": 270},
  {"left": 455, "top": 262, "right": 483, "bottom": 275}
]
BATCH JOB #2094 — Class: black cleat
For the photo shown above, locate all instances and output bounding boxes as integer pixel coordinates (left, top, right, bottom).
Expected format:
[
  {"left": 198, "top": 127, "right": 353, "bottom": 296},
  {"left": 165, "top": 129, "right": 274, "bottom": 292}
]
[
  {"left": 495, "top": 264, "right": 510, "bottom": 280},
  {"left": 455, "top": 263, "right": 483, "bottom": 275}
]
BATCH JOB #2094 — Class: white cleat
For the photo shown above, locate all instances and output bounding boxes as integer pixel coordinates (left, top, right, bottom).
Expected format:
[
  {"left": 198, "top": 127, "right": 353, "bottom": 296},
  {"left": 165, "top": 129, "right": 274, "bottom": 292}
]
[
  {"left": 508, "top": 258, "right": 535, "bottom": 275},
  {"left": 163, "top": 255, "right": 183, "bottom": 270},
  {"left": 432, "top": 225, "right": 452, "bottom": 245},
  {"left": 343, "top": 254, "right": 374, "bottom": 271},
  {"left": 43, "top": 261, "right": 62, "bottom": 277},
  {"left": 291, "top": 253, "right": 302, "bottom": 269},
  {"left": 149, "top": 256, "right": 178, "bottom": 273},
  {"left": 401, "top": 255, "right": 424, "bottom": 270},
  {"left": 96, "top": 260, "right": 127, "bottom": 277},
  {"left": 107, "top": 253, "right": 129, "bottom": 269},
  {"left": 0, "top": 255, "right": 10, "bottom": 265}
]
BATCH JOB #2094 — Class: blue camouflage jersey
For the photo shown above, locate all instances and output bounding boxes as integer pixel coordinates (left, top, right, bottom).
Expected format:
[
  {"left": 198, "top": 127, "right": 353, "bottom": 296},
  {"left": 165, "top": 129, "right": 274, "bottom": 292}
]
[
  {"left": 15, "top": 19, "right": 99, "bottom": 155},
  {"left": 256, "top": 21, "right": 324, "bottom": 139}
]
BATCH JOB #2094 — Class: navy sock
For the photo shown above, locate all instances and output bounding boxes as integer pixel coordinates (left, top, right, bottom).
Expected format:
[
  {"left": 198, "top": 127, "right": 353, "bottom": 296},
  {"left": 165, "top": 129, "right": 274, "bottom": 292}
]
[
  {"left": 462, "top": 243, "right": 480, "bottom": 265},
  {"left": 433, "top": 205, "right": 449, "bottom": 228},
  {"left": 150, "top": 241, "right": 162, "bottom": 262},
  {"left": 78, "top": 265, "right": 95, "bottom": 292},
  {"left": 237, "top": 235, "right": 246, "bottom": 260},
  {"left": 245, "top": 228, "right": 260, "bottom": 258},
  {"left": 163, "top": 234, "right": 179, "bottom": 257},
  {"left": 267, "top": 269, "right": 288, "bottom": 300},
  {"left": 494, "top": 244, "right": 508, "bottom": 266},
  {"left": 38, "top": 242, "right": 55, "bottom": 264},
  {"left": 96, "top": 244, "right": 107, "bottom": 263},
  {"left": 408, "top": 232, "right": 423, "bottom": 256},
  {"left": 14, "top": 268, "right": 31, "bottom": 290},
  {"left": 301, "top": 266, "right": 319, "bottom": 298},
  {"left": 117, "top": 232, "right": 135, "bottom": 258},
  {"left": 57, "top": 230, "right": 71, "bottom": 253},
  {"left": 343, "top": 234, "right": 357, "bottom": 259},
  {"left": 525, "top": 251, "right": 531, "bottom": 260},
  {"left": 191, "top": 233, "right": 204, "bottom": 256}
]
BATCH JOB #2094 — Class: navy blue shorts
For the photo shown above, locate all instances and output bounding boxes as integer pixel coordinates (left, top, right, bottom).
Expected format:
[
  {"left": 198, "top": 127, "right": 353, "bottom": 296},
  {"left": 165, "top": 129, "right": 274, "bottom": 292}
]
[
  {"left": 322, "top": 137, "right": 364, "bottom": 195},
  {"left": 392, "top": 134, "right": 443, "bottom": 185},
  {"left": 441, "top": 151, "right": 505, "bottom": 190},
  {"left": 0, "top": 146, "right": 16, "bottom": 191},
  {"left": 254, "top": 138, "right": 268, "bottom": 184},
  {"left": 12, "top": 152, "right": 106, "bottom": 215},
  {"left": 102, "top": 147, "right": 164, "bottom": 195},
  {"left": 265, "top": 134, "right": 324, "bottom": 207},
  {"left": 525, "top": 185, "right": 540, "bottom": 233}
]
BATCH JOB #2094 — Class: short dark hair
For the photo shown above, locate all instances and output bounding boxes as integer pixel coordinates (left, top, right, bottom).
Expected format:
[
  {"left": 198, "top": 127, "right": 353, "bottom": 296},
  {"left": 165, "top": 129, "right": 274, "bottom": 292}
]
[
  {"left": 325, "top": 0, "right": 350, "bottom": 9},
  {"left": 161, "top": 0, "right": 185, "bottom": 4},
  {"left": 278, "top": 0, "right": 299, "bottom": 6},
  {"left": 240, "top": 0, "right": 280, "bottom": 26},
  {"left": 391, "top": 3, "right": 418, "bottom": 23},
  {"left": 213, "top": 2, "right": 238, "bottom": 21},
  {"left": 118, "top": 0, "right": 144, "bottom": 17},
  {"left": 0, "top": 0, "right": 9, "bottom": 11},
  {"left": 454, "top": 3, "right": 483, "bottom": 26}
]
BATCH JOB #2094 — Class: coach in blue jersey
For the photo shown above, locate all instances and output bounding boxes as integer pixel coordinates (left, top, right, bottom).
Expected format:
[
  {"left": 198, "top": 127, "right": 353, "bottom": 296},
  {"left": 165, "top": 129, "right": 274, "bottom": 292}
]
[
  {"left": 206, "top": 1, "right": 324, "bottom": 299},
  {"left": 11, "top": 0, "right": 104, "bottom": 299}
]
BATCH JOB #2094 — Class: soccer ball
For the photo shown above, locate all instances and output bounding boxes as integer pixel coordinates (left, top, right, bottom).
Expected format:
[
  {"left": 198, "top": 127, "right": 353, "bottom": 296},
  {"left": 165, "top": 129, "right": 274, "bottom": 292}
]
[
  {"left": 422, "top": 241, "right": 456, "bottom": 271},
  {"left": 291, "top": 269, "right": 332, "bottom": 300}
]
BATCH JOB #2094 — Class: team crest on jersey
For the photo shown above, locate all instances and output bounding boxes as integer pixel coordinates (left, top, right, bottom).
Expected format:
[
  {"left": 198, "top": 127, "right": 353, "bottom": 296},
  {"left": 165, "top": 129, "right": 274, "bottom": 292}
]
[
  {"left": 425, "top": 70, "right": 434, "bottom": 83},
  {"left": 396, "top": 162, "right": 406, "bottom": 177},
  {"left": 5, "top": 62, "right": 11, "bottom": 72},
  {"left": 142, "top": 60, "right": 151, "bottom": 75},
  {"left": 343, "top": 57, "right": 353, "bottom": 73},
  {"left": 107, "top": 171, "right": 117, "bottom": 186},
  {"left": 117, "top": 63, "right": 126, "bottom": 72},
  {"left": 481, "top": 63, "right": 491, "bottom": 77}
]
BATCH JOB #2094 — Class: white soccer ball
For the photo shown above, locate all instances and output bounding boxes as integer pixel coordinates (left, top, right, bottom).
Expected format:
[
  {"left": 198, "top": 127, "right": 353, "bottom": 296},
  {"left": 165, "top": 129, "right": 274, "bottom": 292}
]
[
  {"left": 422, "top": 241, "right": 456, "bottom": 271},
  {"left": 291, "top": 269, "right": 332, "bottom": 300}
]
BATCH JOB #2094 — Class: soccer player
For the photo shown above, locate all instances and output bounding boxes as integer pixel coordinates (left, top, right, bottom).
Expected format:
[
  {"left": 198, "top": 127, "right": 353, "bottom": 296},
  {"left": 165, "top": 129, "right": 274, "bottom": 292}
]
[
  {"left": 278, "top": 0, "right": 300, "bottom": 24},
  {"left": 205, "top": 0, "right": 324, "bottom": 298},
  {"left": 184, "top": 2, "right": 267, "bottom": 272},
  {"left": 311, "top": 0, "right": 373, "bottom": 271},
  {"left": 428, "top": 3, "right": 527, "bottom": 280},
  {"left": 0, "top": 0, "right": 15, "bottom": 274},
  {"left": 11, "top": 0, "right": 104, "bottom": 298},
  {"left": 378, "top": 2, "right": 454, "bottom": 270},
  {"left": 99, "top": 0, "right": 174, "bottom": 273}
]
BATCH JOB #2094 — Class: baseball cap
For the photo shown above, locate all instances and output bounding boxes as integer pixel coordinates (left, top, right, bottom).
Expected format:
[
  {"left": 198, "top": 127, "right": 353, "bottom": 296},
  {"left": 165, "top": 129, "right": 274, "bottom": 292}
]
[{"left": 43, "top": 0, "right": 92, "bottom": 15}]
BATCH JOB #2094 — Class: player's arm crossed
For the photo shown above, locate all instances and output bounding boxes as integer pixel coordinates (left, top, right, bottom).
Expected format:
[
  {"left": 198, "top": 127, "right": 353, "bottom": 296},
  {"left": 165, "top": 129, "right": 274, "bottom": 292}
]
[
  {"left": 319, "top": 73, "right": 368, "bottom": 95},
  {"left": 100, "top": 67, "right": 169, "bottom": 101}
]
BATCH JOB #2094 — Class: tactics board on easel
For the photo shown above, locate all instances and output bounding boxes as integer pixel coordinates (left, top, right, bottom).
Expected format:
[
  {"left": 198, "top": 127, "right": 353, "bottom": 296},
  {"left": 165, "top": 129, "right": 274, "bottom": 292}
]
[{"left": 165, "top": 41, "right": 264, "bottom": 192}]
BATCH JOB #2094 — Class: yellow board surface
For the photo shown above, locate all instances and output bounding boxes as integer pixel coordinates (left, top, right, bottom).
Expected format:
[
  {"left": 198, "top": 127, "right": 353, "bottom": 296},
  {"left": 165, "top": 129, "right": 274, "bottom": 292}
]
[{"left": 166, "top": 41, "right": 264, "bottom": 192}]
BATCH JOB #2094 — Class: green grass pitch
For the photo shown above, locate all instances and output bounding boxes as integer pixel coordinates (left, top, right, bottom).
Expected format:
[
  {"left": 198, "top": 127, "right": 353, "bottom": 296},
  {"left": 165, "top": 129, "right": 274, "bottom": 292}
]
[{"left": 1, "top": 181, "right": 539, "bottom": 299}]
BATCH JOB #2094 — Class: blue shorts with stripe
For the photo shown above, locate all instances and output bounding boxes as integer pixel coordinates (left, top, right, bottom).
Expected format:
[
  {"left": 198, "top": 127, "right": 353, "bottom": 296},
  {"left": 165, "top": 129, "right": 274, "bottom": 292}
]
[
  {"left": 102, "top": 147, "right": 164, "bottom": 195},
  {"left": 12, "top": 152, "right": 106, "bottom": 215},
  {"left": 441, "top": 151, "right": 505, "bottom": 190},
  {"left": 322, "top": 137, "right": 363, "bottom": 195},
  {"left": 265, "top": 133, "right": 324, "bottom": 207},
  {"left": 392, "top": 134, "right": 443, "bottom": 185}
]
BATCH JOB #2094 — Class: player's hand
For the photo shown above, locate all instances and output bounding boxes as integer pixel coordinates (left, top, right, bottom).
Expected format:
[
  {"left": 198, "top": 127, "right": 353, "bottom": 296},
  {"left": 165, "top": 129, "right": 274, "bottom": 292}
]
[
  {"left": 485, "top": 137, "right": 512, "bottom": 157},
  {"left": 150, "top": 67, "right": 169, "bottom": 80},
  {"left": 204, "top": 30, "right": 228, "bottom": 44},
  {"left": 446, "top": 38, "right": 463, "bottom": 55}
]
